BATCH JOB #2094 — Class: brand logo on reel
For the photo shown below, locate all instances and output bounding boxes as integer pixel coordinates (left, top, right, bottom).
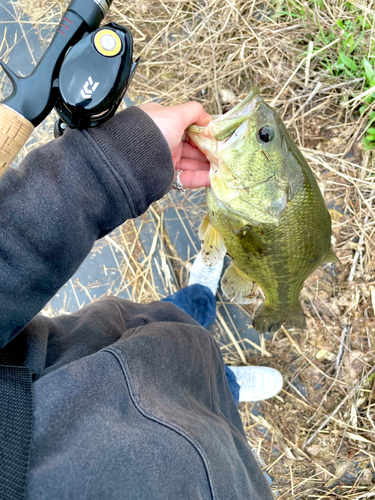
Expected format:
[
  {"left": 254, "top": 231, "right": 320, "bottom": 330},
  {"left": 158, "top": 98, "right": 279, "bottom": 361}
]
[{"left": 80, "top": 77, "right": 99, "bottom": 99}]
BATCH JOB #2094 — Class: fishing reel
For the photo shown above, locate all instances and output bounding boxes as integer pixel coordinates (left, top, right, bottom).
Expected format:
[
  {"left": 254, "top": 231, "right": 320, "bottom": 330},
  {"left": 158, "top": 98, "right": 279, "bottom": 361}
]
[
  {"left": 0, "top": 0, "right": 145, "bottom": 175},
  {"left": 54, "top": 22, "right": 140, "bottom": 137}
]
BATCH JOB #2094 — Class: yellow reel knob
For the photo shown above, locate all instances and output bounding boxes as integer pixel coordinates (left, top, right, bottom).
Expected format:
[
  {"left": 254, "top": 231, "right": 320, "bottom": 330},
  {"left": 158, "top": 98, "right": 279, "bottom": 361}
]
[{"left": 94, "top": 29, "right": 122, "bottom": 57}]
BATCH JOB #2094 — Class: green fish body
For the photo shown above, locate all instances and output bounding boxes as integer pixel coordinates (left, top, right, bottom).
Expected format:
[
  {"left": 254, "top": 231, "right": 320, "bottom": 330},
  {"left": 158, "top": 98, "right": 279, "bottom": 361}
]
[{"left": 187, "top": 88, "right": 337, "bottom": 333}]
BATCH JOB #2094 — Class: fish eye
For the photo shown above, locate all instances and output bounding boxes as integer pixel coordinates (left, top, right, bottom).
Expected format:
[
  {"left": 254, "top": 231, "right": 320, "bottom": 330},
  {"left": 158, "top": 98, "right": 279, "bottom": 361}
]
[{"left": 258, "top": 126, "right": 274, "bottom": 143}]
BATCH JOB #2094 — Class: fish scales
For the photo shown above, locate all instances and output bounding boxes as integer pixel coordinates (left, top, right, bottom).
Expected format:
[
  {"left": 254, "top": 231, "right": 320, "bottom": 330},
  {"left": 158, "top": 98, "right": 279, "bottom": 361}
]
[{"left": 187, "top": 88, "right": 337, "bottom": 333}]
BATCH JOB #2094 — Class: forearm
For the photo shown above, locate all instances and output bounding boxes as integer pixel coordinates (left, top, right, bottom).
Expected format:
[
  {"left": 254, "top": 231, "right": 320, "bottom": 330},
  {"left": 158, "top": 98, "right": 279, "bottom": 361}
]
[{"left": 0, "top": 107, "right": 174, "bottom": 348}]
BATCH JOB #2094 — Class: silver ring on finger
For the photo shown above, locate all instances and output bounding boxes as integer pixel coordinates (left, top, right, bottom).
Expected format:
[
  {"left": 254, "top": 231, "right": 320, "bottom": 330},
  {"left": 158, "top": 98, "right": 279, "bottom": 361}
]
[{"left": 171, "top": 169, "right": 185, "bottom": 193}]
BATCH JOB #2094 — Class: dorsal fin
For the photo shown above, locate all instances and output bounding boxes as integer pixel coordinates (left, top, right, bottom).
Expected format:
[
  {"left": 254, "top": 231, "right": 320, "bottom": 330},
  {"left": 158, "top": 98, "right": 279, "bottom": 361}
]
[{"left": 325, "top": 249, "right": 340, "bottom": 264}]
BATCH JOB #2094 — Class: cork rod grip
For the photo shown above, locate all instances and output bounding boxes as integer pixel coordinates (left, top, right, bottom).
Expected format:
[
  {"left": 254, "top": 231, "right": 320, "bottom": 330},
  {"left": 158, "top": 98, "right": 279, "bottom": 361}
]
[{"left": 0, "top": 104, "right": 34, "bottom": 177}]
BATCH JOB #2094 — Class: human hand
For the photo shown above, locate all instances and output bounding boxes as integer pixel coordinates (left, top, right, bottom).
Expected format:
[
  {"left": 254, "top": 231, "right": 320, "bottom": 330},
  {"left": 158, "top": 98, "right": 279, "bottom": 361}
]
[{"left": 140, "top": 101, "right": 212, "bottom": 189}]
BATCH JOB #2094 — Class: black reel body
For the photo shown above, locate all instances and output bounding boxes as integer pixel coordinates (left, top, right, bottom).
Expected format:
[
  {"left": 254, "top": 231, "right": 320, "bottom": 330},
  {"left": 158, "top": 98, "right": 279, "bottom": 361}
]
[{"left": 54, "top": 22, "right": 139, "bottom": 135}]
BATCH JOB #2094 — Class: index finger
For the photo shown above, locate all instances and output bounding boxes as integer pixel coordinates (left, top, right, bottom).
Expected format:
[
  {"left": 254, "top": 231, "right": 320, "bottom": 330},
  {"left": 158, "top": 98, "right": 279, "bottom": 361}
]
[{"left": 176, "top": 102, "right": 212, "bottom": 129}]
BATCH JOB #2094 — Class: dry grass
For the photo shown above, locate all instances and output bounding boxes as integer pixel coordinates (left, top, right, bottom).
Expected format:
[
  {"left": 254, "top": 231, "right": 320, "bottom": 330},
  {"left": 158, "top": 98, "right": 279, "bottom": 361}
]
[{"left": 3, "top": 0, "right": 375, "bottom": 497}]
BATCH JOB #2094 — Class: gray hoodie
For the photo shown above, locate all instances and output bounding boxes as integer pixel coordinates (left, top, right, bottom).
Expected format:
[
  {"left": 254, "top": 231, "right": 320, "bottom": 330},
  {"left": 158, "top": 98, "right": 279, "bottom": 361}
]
[{"left": 0, "top": 107, "right": 274, "bottom": 500}]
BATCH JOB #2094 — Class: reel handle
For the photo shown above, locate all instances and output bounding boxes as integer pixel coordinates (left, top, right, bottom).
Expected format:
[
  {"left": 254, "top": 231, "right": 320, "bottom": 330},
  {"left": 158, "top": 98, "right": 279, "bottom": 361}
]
[{"left": 0, "top": 104, "right": 34, "bottom": 177}]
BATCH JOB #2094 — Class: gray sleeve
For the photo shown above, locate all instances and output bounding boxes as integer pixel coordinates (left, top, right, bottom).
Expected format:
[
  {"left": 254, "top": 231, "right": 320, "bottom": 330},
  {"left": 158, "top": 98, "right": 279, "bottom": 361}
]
[{"left": 0, "top": 106, "right": 174, "bottom": 348}]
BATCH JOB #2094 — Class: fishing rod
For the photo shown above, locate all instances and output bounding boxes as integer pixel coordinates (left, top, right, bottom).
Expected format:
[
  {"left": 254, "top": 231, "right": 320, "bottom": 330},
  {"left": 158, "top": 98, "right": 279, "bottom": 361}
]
[{"left": 0, "top": 0, "right": 139, "bottom": 177}]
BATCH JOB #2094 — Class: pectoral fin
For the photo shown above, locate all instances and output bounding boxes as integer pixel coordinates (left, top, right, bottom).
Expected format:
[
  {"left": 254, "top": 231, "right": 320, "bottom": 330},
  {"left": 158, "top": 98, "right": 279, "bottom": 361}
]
[
  {"left": 221, "top": 263, "right": 258, "bottom": 304},
  {"left": 199, "top": 215, "right": 227, "bottom": 266},
  {"left": 233, "top": 225, "right": 268, "bottom": 257}
]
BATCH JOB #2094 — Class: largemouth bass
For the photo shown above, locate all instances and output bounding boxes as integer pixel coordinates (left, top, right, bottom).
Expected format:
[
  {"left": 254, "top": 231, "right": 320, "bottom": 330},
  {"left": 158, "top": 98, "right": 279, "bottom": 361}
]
[{"left": 187, "top": 88, "right": 337, "bottom": 333}]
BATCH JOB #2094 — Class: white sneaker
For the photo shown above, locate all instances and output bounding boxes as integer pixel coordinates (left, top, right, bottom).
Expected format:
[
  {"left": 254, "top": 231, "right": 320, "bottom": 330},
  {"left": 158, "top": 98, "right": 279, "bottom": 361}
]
[
  {"left": 188, "top": 252, "right": 224, "bottom": 296},
  {"left": 229, "top": 366, "right": 283, "bottom": 402}
]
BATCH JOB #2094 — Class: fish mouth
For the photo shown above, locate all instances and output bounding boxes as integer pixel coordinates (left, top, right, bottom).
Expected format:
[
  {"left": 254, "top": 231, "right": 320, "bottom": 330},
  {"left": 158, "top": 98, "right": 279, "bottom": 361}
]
[
  {"left": 213, "top": 87, "right": 261, "bottom": 123},
  {"left": 208, "top": 88, "right": 261, "bottom": 141},
  {"left": 187, "top": 87, "right": 261, "bottom": 142}
]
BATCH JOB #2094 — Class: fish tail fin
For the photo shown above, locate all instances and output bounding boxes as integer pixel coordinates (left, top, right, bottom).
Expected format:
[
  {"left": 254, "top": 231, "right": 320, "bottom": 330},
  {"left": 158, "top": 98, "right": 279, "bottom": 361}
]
[{"left": 253, "top": 302, "right": 306, "bottom": 333}]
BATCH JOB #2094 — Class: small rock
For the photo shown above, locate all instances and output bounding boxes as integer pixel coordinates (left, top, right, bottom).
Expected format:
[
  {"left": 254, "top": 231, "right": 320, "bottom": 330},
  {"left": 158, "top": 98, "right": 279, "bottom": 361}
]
[
  {"left": 316, "top": 349, "right": 337, "bottom": 362},
  {"left": 359, "top": 468, "right": 372, "bottom": 486}
]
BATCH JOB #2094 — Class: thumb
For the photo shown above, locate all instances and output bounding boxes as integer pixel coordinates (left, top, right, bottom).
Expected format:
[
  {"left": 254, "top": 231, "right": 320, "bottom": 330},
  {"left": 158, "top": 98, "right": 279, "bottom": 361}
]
[{"left": 177, "top": 102, "right": 212, "bottom": 129}]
